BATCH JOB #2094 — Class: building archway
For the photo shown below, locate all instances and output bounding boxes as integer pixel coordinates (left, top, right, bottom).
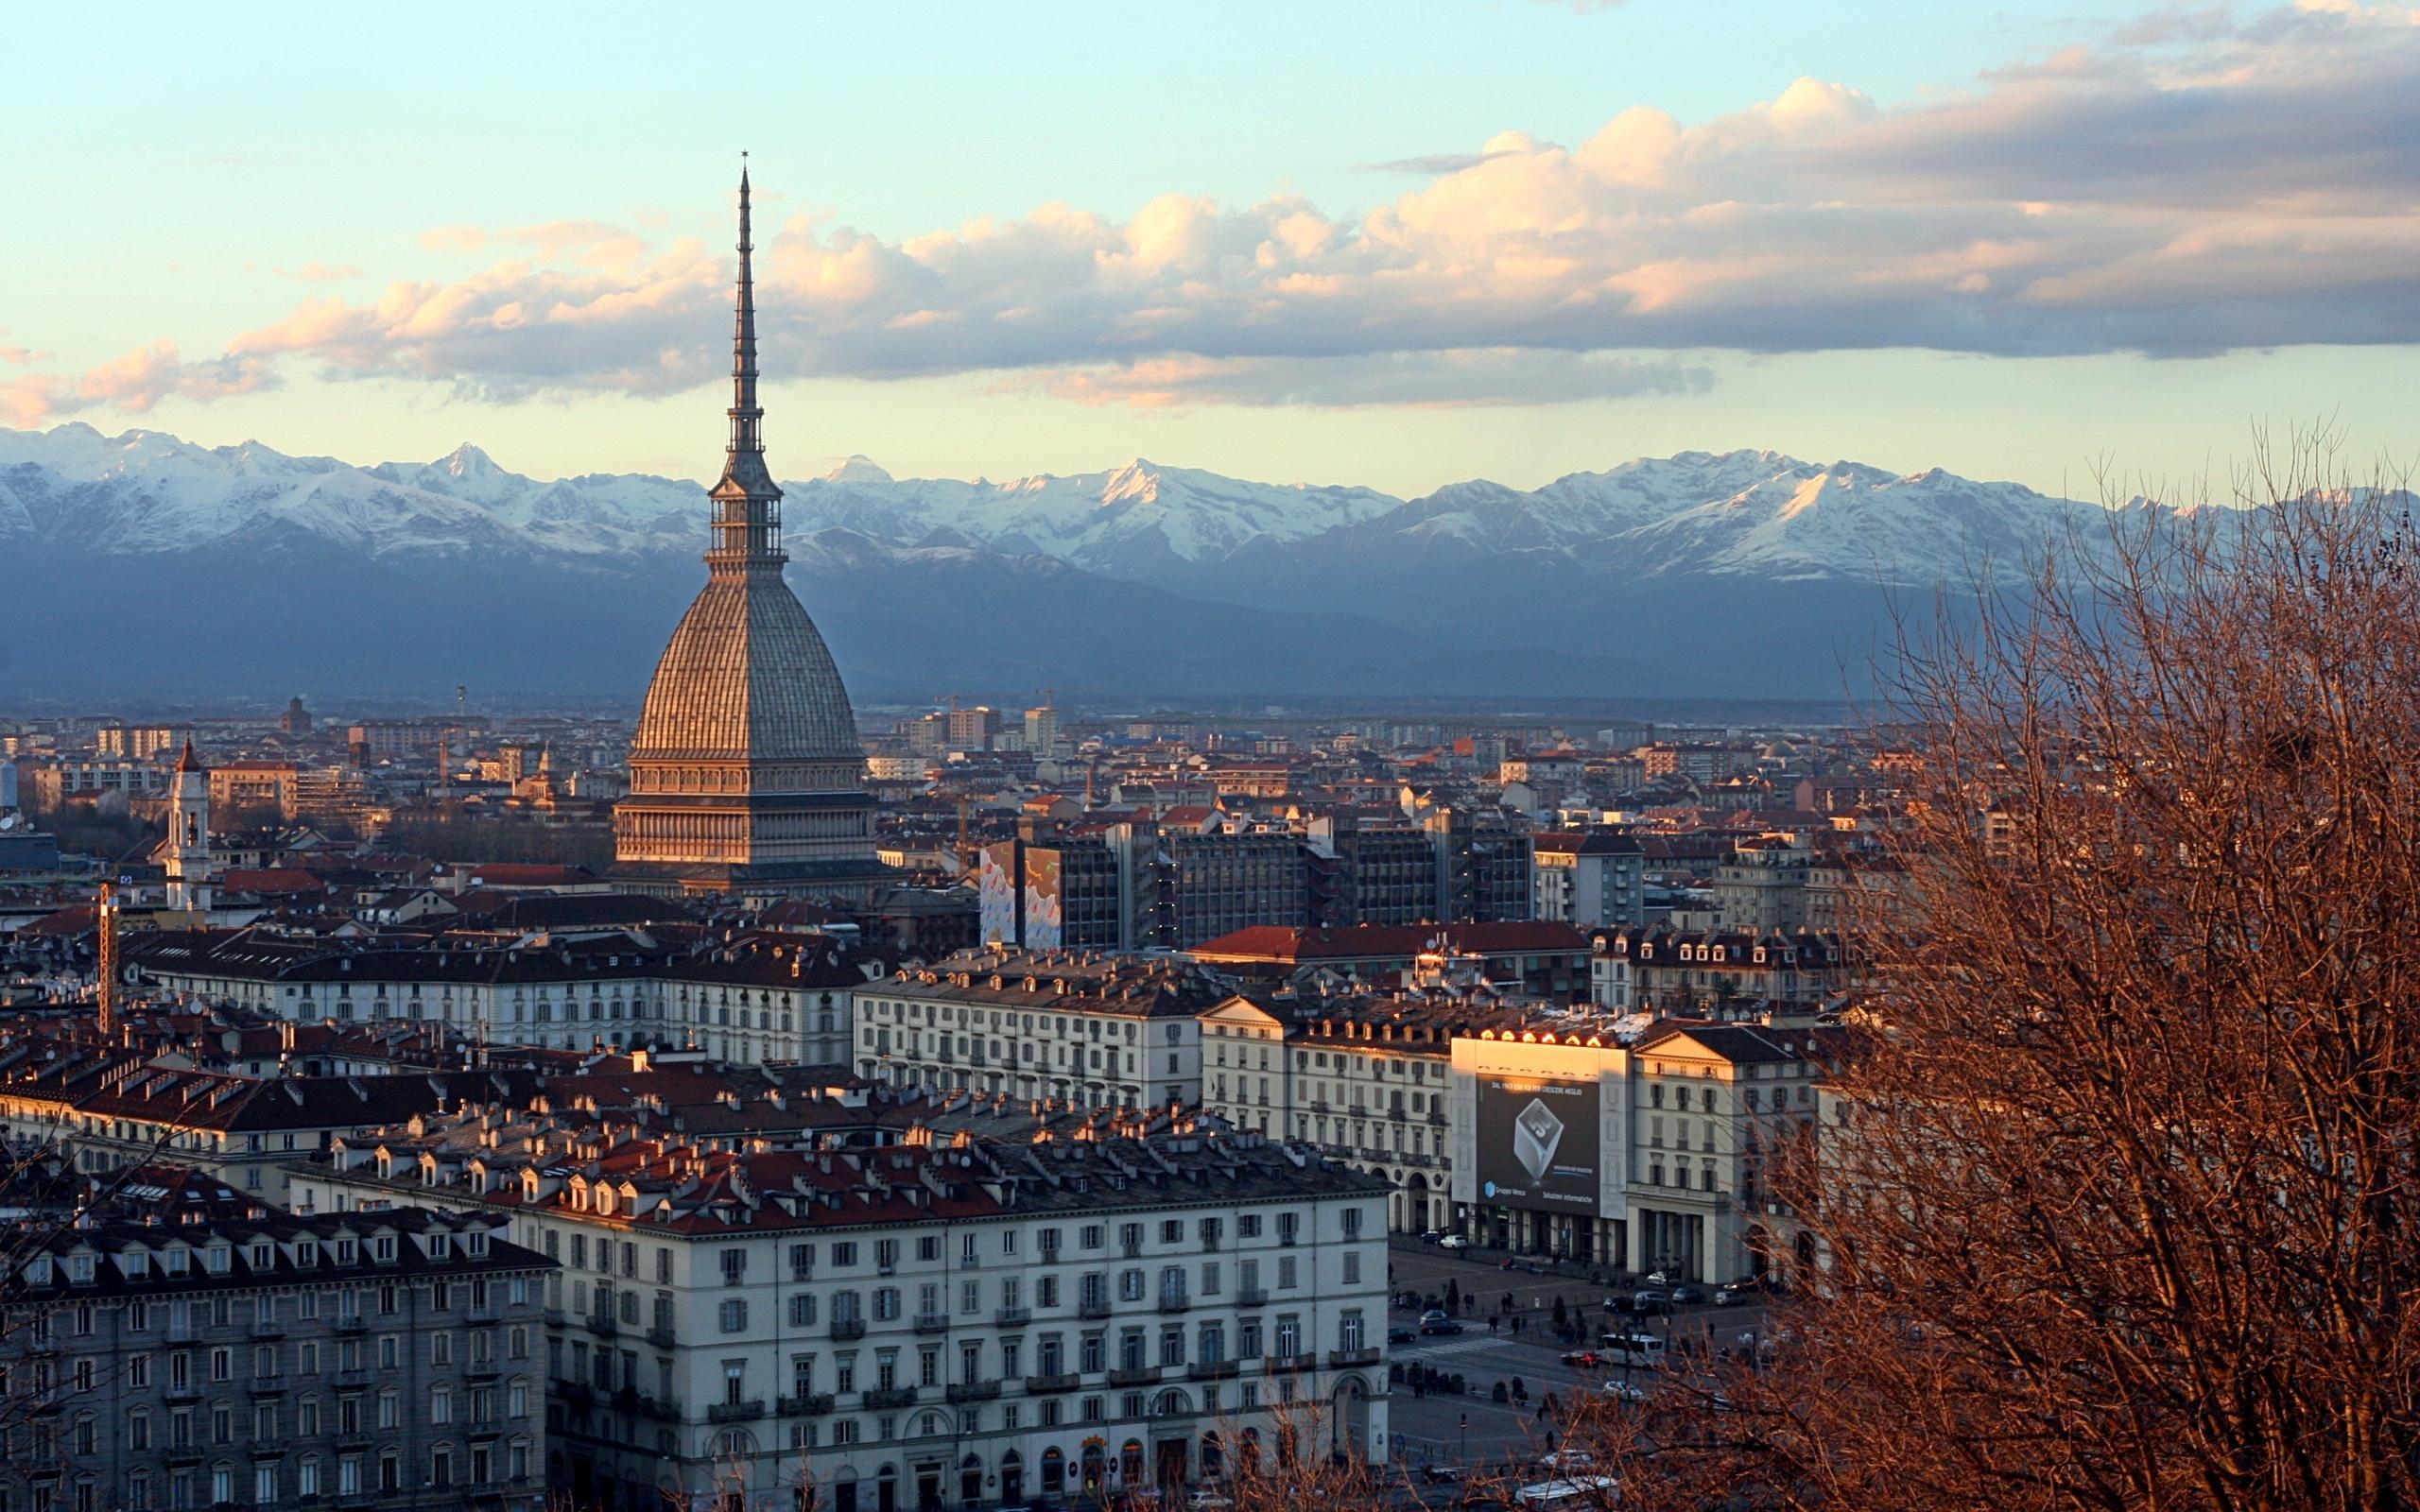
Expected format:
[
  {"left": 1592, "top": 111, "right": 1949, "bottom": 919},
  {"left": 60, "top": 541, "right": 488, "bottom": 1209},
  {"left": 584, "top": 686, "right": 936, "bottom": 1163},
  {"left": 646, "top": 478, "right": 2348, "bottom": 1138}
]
[{"left": 1331, "top": 1374, "right": 1372, "bottom": 1459}]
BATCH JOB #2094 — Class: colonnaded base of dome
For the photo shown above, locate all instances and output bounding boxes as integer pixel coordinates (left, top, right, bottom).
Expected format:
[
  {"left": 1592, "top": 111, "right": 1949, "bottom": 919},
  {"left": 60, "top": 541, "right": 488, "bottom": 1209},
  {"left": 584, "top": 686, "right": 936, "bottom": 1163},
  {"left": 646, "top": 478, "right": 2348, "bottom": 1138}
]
[{"left": 607, "top": 856, "right": 900, "bottom": 904}]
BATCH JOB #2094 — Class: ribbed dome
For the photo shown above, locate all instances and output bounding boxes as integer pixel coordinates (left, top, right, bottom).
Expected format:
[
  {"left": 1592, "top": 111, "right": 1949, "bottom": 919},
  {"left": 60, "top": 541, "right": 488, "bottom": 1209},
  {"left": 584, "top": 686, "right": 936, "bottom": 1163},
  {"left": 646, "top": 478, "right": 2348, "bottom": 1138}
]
[{"left": 631, "top": 572, "right": 861, "bottom": 764}]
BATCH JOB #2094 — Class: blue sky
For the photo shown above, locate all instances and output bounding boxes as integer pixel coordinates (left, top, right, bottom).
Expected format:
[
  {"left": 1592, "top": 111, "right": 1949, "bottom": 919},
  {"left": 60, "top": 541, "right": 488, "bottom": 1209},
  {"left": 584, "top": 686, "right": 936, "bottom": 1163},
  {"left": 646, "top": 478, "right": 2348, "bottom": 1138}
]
[{"left": 5, "top": 0, "right": 2414, "bottom": 497}]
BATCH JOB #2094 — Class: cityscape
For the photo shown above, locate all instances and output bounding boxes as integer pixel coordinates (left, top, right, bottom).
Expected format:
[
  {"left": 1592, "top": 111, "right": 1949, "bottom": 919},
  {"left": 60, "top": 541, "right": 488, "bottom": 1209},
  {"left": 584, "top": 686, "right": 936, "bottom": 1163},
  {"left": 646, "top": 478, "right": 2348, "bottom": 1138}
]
[{"left": 3, "top": 6, "right": 2415, "bottom": 1512}]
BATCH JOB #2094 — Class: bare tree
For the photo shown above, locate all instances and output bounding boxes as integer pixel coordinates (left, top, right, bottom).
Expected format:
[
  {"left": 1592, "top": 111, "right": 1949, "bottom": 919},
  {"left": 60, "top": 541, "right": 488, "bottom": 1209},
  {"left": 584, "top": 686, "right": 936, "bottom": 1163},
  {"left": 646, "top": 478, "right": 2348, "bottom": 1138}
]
[{"left": 1568, "top": 434, "right": 2420, "bottom": 1512}]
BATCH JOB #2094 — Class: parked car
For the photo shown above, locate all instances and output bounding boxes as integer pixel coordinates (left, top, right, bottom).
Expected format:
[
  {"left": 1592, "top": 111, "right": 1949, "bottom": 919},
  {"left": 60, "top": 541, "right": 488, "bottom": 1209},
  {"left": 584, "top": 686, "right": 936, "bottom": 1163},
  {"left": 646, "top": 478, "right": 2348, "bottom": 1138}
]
[
  {"left": 1670, "top": 1284, "right": 1705, "bottom": 1305},
  {"left": 1534, "top": 1450, "right": 1597, "bottom": 1474},
  {"left": 1389, "top": 1326, "right": 1416, "bottom": 1346},
  {"left": 1631, "top": 1290, "right": 1668, "bottom": 1313},
  {"left": 1713, "top": 1285, "right": 1748, "bottom": 1307},
  {"left": 1421, "top": 1230, "right": 1445, "bottom": 1245},
  {"left": 1601, "top": 1380, "right": 1649, "bottom": 1403},
  {"left": 1439, "top": 1234, "right": 1472, "bottom": 1249},
  {"left": 1644, "top": 1271, "right": 1670, "bottom": 1286}
]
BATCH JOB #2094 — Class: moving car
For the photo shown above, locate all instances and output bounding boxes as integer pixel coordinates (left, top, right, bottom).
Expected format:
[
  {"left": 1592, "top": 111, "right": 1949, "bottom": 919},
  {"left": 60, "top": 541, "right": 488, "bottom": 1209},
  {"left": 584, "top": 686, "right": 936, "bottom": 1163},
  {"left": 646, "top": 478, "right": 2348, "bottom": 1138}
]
[
  {"left": 1560, "top": 1349, "right": 1606, "bottom": 1368},
  {"left": 1670, "top": 1284, "right": 1705, "bottom": 1305},
  {"left": 1534, "top": 1451, "right": 1597, "bottom": 1473},
  {"left": 1712, "top": 1285, "right": 1748, "bottom": 1307},
  {"left": 1516, "top": 1476, "right": 1623, "bottom": 1506},
  {"left": 1389, "top": 1326, "right": 1416, "bottom": 1346},
  {"left": 1421, "top": 1230, "right": 1445, "bottom": 1244},
  {"left": 1631, "top": 1290, "right": 1668, "bottom": 1314},
  {"left": 1601, "top": 1380, "right": 1649, "bottom": 1403}
]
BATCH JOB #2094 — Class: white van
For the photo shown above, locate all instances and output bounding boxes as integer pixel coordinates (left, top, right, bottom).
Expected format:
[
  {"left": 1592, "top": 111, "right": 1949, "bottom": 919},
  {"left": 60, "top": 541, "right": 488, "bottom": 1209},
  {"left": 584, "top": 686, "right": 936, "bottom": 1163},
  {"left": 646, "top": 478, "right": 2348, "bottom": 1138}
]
[{"left": 1596, "top": 1332, "right": 1668, "bottom": 1369}]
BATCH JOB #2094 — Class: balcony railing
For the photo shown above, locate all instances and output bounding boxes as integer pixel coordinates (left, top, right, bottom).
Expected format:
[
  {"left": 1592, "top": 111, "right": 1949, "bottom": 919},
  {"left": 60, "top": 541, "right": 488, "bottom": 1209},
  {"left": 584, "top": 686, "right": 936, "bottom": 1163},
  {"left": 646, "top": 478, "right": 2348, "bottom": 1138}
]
[
  {"left": 777, "top": 1393, "right": 836, "bottom": 1418},
  {"left": 1157, "top": 1295, "right": 1191, "bottom": 1314},
  {"left": 249, "top": 1320, "right": 285, "bottom": 1340},
  {"left": 863, "top": 1386, "right": 919, "bottom": 1410},
  {"left": 945, "top": 1381, "right": 1002, "bottom": 1404},
  {"left": 1261, "top": 1353, "right": 1317, "bottom": 1375},
  {"left": 1235, "top": 1288, "right": 1268, "bottom": 1307},
  {"left": 705, "top": 1399, "right": 764, "bottom": 1423},
  {"left": 912, "top": 1313, "right": 950, "bottom": 1334},
  {"left": 1077, "top": 1300, "right": 1112, "bottom": 1320},
  {"left": 647, "top": 1326, "right": 677, "bottom": 1349},
  {"left": 585, "top": 1314, "right": 617, "bottom": 1338},
  {"left": 994, "top": 1307, "right": 1031, "bottom": 1327},
  {"left": 1106, "top": 1366, "right": 1162, "bottom": 1387},
  {"left": 1023, "top": 1373, "right": 1080, "bottom": 1395},
  {"left": 1185, "top": 1359, "right": 1239, "bottom": 1381},
  {"left": 830, "top": 1319, "right": 867, "bottom": 1340},
  {"left": 1328, "top": 1348, "right": 1382, "bottom": 1368}
]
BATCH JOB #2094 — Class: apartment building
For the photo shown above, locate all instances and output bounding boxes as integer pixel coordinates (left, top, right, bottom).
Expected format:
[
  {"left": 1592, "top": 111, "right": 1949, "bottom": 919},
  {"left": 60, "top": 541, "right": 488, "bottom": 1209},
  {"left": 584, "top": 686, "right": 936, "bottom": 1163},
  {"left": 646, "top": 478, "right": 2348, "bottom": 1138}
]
[
  {"left": 1588, "top": 928, "right": 1845, "bottom": 1017},
  {"left": 291, "top": 1117, "right": 1390, "bottom": 1512},
  {"left": 1626, "top": 1022, "right": 1831, "bottom": 1283},
  {"left": 853, "top": 951, "right": 1229, "bottom": 1108},
  {"left": 1529, "top": 831, "right": 1648, "bottom": 930},
  {"left": 125, "top": 928, "right": 882, "bottom": 1067},
  {"left": 0, "top": 1206, "right": 552, "bottom": 1512},
  {"left": 0, "top": 1051, "right": 545, "bottom": 1202},
  {"left": 1199, "top": 994, "right": 1507, "bottom": 1235}
]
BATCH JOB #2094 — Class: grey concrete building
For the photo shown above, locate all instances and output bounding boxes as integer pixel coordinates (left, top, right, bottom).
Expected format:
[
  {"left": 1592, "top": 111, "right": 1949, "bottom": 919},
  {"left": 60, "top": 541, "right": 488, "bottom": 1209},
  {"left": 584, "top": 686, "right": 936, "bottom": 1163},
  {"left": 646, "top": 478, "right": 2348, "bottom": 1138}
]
[{"left": 0, "top": 1206, "right": 553, "bottom": 1512}]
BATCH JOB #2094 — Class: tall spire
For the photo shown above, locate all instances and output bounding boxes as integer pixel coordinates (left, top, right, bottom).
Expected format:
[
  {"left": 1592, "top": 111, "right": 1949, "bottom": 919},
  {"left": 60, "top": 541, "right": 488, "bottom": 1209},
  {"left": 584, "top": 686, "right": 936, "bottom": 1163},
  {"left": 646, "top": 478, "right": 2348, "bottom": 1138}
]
[
  {"left": 708, "top": 155, "right": 783, "bottom": 571},
  {"left": 732, "top": 158, "right": 758, "bottom": 447}
]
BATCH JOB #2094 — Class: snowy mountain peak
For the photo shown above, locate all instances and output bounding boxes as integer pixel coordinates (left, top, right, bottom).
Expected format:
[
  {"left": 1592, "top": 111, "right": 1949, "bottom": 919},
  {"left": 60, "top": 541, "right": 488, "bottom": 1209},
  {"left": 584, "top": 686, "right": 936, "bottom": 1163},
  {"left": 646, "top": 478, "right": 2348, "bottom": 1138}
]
[
  {"left": 821, "top": 455, "right": 895, "bottom": 486},
  {"left": 441, "top": 442, "right": 505, "bottom": 479}
]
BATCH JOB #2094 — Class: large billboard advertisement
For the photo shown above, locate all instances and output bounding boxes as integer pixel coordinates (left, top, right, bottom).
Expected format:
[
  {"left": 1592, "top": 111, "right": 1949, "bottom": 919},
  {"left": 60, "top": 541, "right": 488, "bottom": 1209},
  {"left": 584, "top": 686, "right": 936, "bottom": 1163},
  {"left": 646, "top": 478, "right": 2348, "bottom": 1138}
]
[
  {"left": 1475, "top": 1074, "right": 1601, "bottom": 1212},
  {"left": 1023, "top": 849, "right": 1065, "bottom": 950},
  {"left": 978, "top": 842, "right": 1019, "bottom": 945}
]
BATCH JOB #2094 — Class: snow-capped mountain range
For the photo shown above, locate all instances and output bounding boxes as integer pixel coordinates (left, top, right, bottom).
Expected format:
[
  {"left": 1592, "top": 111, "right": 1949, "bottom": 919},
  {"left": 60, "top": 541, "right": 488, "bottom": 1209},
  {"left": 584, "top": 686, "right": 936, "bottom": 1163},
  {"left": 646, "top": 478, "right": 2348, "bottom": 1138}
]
[
  {"left": 0, "top": 422, "right": 2099, "bottom": 583},
  {"left": 0, "top": 421, "right": 2125, "bottom": 701}
]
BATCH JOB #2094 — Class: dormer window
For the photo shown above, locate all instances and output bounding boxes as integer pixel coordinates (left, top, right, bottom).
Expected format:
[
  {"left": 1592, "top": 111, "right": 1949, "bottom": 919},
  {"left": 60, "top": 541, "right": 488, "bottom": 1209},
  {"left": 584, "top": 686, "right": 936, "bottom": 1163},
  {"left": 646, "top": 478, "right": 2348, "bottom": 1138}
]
[
  {"left": 164, "top": 1250, "right": 190, "bottom": 1276},
  {"left": 121, "top": 1251, "right": 149, "bottom": 1280},
  {"left": 336, "top": 1239, "right": 358, "bottom": 1265},
  {"left": 251, "top": 1244, "right": 273, "bottom": 1269},
  {"left": 373, "top": 1236, "right": 397, "bottom": 1264},
  {"left": 206, "top": 1246, "right": 232, "bottom": 1274},
  {"left": 26, "top": 1256, "right": 53, "bottom": 1284},
  {"left": 294, "top": 1245, "right": 317, "bottom": 1269},
  {"left": 70, "top": 1254, "right": 95, "bottom": 1283}
]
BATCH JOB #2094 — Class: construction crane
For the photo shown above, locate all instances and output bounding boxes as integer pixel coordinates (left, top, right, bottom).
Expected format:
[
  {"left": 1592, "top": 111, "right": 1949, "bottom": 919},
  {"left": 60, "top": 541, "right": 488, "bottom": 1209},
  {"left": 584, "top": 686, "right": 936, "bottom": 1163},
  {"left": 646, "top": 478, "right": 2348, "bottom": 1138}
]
[{"left": 95, "top": 879, "right": 118, "bottom": 1040}]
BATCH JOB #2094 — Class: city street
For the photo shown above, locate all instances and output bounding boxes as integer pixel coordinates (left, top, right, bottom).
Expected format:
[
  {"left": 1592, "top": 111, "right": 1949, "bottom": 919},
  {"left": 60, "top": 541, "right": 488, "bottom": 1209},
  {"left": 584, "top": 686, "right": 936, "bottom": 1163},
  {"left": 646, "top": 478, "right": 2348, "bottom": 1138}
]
[{"left": 1377, "top": 1238, "right": 1780, "bottom": 1473}]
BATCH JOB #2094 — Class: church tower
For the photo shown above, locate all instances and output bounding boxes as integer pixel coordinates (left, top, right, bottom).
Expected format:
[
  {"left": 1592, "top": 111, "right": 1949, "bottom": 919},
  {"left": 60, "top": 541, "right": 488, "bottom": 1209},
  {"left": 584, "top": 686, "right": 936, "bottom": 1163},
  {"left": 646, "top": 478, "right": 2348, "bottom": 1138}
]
[
  {"left": 164, "top": 739, "right": 214, "bottom": 912},
  {"left": 611, "top": 166, "right": 887, "bottom": 899}
]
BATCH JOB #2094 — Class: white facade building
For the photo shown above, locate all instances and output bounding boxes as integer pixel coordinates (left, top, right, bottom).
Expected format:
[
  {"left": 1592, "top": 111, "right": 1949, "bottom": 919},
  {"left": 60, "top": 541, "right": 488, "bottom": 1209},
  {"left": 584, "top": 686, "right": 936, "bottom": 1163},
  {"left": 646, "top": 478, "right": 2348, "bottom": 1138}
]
[
  {"left": 853, "top": 952, "right": 1225, "bottom": 1109},
  {"left": 291, "top": 1120, "right": 1390, "bottom": 1511}
]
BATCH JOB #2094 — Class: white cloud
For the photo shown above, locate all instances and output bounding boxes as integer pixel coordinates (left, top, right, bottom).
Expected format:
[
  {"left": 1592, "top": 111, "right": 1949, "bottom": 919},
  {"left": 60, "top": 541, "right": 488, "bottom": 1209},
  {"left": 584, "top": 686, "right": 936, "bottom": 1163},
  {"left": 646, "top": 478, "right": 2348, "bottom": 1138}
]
[
  {"left": 8, "top": 3, "right": 2415, "bottom": 422},
  {"left": 0, "top": 341, "right": 276, "bottom": 427}
]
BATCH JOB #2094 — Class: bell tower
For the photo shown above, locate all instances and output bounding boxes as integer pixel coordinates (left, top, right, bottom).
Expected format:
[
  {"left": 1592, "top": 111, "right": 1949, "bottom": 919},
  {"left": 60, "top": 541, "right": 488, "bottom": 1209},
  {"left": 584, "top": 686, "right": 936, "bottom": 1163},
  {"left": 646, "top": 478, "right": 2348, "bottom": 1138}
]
[{"left": 165, "top": 739, "right": 215, "bottom": 913}]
